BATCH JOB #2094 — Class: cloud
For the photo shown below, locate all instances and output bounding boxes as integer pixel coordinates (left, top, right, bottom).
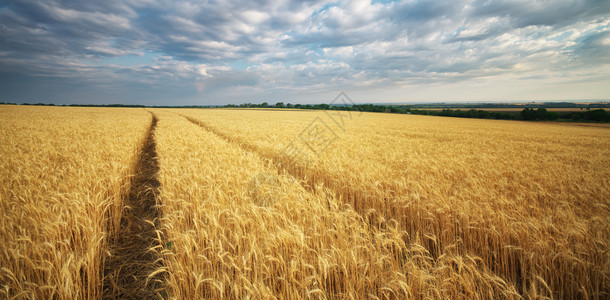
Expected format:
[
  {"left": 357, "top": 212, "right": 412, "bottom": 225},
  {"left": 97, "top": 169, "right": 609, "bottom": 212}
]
[
  {"left": 1, "top": 0, "right": 609, "bottom": 105},
  {"left": 573, "top": 29, "right": 610, "bottom": 65}
]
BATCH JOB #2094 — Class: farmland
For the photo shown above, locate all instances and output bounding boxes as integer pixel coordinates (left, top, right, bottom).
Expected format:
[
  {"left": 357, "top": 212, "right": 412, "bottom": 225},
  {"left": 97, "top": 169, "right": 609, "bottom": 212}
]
[
  {"left": 424, "top": 107, "right": 590, "bottom": 112},
  {"left": 1, "top": 105, "right": 608, "bottom": 299},
  {"left": 0, "top": 106, "right": 151, "bottom": 298}
]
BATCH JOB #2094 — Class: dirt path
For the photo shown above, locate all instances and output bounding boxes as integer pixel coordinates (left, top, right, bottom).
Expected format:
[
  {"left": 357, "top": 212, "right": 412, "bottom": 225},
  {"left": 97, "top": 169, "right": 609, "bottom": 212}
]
[{"left": 103, "top": 113, "right": 164, "bottom": 299}]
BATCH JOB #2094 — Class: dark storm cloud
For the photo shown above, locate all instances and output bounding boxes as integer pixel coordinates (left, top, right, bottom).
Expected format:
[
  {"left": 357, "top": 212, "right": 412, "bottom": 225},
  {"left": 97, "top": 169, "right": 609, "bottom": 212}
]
[{"left": 0, "top": 0, "right": 608, "bottom": 104}]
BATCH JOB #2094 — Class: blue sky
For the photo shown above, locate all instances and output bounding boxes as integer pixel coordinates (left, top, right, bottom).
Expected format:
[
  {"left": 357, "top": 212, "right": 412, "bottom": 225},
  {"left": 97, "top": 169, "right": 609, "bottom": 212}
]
[{"left": 1, "top": 0, "right": 609, "bottom": 105}]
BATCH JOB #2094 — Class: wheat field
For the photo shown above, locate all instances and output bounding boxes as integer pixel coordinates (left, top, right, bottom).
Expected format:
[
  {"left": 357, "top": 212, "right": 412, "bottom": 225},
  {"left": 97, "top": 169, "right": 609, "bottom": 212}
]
[
  {"left": 0, "top": 106, "right": 151, "bottom": 298},
  {"left": 1, "top": 105, "right": 608, "bottom": 299},
  {"left": 176, "top": 108, "right": 610, "bottom": 299}
]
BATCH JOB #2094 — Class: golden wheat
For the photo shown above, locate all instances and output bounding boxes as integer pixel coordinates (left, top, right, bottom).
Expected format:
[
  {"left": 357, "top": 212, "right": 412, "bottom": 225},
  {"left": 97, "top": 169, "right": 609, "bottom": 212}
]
[
  {"left": 175, "top": 108, "right": 610, "bottom": 299},
  {"left": 0, "top": 106, "right": 150, "bottom": 299},
  {"left": 152, "top": 109, "right": 517, "bottom": 299},
  {"left": 2, "top": 105, "right": 607, "bottom": 299}
]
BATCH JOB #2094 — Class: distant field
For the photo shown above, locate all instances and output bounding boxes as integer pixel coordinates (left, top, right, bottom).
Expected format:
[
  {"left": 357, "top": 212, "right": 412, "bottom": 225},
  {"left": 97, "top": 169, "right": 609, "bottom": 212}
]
[
  {"left": 1, "top": 106, "right": 608, "bottom": 299},
  {"left": 423, "top": 107, "right": 590, "bottom": 112}
]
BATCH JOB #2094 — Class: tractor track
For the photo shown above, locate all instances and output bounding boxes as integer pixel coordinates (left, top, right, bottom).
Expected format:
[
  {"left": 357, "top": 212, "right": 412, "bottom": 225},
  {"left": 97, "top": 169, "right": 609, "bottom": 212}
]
[{"left": 103, "top": 112, "right": 164, "bottom": 299}]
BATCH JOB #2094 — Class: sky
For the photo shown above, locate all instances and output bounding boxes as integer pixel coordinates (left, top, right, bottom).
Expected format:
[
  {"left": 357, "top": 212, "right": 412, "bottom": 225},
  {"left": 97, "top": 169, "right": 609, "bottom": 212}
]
[{"left": 1, "top": 0, "right": 609, "bottom": 106}]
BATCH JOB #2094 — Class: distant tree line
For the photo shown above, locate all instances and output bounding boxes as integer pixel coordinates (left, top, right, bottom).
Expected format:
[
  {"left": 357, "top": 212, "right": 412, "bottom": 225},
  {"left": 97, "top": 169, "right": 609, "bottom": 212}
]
[
  {"left": 3, "top": 101, "right": 609, "bottom": 122},
  {"left": 363, "top": 106, "right": 609, "bottom": 122},
  {"left": 561, "top": 109, "right": 610, "bottom": 122},
  {"left": 230, "top": 102, "right": 610, "bottom": 122},
  {"left": 407, "top": 102, "right": 610, "bottom": 109},
  {"left": 518, "top": 107, "right": 609, "bottom": 122}
]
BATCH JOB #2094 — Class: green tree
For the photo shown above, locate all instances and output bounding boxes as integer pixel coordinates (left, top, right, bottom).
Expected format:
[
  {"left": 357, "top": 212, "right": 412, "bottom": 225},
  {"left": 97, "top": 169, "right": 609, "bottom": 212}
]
[
  {"left": 571, "top": 113, "right": 582, "bottom": 121},
  {"left": 521, "top": 108, "right": 536, "bottom": 120},
  {"left": 585, "top": 109, "right": 609, "bottom": 122}
]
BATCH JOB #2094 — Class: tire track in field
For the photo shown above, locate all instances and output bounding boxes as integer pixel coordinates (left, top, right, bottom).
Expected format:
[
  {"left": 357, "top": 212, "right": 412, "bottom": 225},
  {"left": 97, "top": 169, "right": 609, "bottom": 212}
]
[
  {"left": 103, "top": 112, "right": 164, "bottom": 299},
  {"left": 179, "top": 114, "right": 538, "bottom": 297},
  {"left": 181, "top": 115, "right": 320, "bottom": 192},
  {"left": 181, "top": 114, "right": 407, "bottom": 235},
  {"left": 181, "top": 114, "right": 397, "bottom": 224}
]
